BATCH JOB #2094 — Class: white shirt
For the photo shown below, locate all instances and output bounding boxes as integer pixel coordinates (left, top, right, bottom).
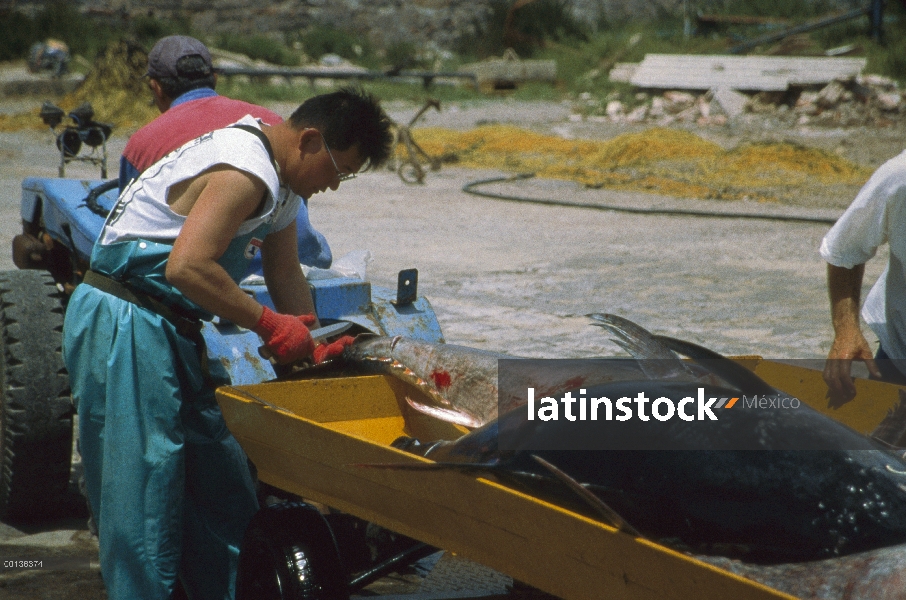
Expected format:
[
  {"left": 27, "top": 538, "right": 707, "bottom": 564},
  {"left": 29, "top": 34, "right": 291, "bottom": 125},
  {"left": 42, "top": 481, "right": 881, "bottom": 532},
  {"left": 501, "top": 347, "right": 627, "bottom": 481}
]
[
  {"left": 820, "top": 150, "right": 906, "bottom": 362},
  {"left": 100, "top": 115, "right": 299, "bottom": 246}
]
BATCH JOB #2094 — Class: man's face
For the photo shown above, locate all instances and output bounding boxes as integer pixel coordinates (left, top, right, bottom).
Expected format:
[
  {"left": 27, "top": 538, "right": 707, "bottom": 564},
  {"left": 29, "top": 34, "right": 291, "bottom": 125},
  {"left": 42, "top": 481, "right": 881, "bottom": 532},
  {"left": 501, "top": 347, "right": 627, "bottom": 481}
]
[{"left": 284, "top": 132, "right": 364, "bottom": 199}]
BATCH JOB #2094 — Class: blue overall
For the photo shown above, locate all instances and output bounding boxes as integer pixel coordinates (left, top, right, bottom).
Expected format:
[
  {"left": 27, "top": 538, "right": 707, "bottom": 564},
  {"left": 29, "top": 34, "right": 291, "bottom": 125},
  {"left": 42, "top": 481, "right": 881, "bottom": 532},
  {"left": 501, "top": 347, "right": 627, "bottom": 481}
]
[{"left": 63, "top": 229, "right": 265, "bottom": 599}]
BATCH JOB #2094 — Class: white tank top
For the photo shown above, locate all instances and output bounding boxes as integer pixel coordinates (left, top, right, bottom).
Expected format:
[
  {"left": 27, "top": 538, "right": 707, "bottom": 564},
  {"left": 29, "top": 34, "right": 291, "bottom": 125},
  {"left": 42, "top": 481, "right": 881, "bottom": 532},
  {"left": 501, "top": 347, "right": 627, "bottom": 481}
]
[{"left": 100, "top": 115, "right": 299, "bottom": 246}]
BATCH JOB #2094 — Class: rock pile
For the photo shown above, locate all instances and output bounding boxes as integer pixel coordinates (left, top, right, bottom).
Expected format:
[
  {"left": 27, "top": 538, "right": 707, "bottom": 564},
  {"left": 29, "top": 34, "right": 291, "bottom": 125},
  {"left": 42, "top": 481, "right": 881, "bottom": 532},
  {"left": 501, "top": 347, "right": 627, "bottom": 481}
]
[
  {"left": 580, "top": 74, "right": 906, "bottom": 128},
  {"left": 784, "top": 74, "right": 903, "bottom": 127}
]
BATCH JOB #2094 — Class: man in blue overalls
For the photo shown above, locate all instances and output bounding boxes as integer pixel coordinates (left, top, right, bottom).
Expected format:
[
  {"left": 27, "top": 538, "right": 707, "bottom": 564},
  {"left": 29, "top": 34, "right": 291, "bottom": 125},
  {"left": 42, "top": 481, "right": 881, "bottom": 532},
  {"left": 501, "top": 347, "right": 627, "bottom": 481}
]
[{"left": 63, "top": 88, "right": 393, "bottom": 599}]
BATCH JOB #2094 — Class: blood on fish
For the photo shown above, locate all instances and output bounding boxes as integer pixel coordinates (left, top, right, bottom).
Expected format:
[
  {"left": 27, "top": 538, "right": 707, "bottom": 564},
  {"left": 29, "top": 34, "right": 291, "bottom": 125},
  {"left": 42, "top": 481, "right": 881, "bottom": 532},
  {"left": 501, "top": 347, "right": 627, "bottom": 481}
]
[
  {"left": 430, "top": 369, "right": 452, "bottom": 389},
  {"left": 561, "top": 376, "right": 586, "bottom": 389}
]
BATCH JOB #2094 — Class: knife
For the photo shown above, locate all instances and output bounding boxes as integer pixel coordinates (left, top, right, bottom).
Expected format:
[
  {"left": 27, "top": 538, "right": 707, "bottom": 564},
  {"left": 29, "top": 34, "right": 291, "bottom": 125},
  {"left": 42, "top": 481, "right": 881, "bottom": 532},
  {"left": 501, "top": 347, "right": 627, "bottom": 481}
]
[
  {"left": 310, "top": 321, "right": 354, "bottom": 341},
  {"left": 258, "top": 321, "right": 354, "bottom": 361}
]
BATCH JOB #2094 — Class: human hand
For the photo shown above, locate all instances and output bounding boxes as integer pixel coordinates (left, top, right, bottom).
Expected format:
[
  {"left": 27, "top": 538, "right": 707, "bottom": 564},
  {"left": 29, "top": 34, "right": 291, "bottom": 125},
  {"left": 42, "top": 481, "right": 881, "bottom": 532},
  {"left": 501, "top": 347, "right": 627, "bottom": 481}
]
[
  {"left": 823, "top": 331, "right": 881, "bottom": 406},
  {"left": 313, "top": 335, "right": 356, "bottom": 364},
  {"left": 254, "top": 306, "right": 316, "bottom": 364}
]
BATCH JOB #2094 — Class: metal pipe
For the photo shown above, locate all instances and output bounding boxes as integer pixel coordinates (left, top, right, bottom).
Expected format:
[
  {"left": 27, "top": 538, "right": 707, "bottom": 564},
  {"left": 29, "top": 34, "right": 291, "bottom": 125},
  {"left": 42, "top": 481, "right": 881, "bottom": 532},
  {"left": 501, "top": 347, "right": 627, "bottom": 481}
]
[
  {"left": 217, "top": 66, "right": 478, "bottom": 89},
  {"left": 730, "top": 7, "right": 870, "bottom": 54}
]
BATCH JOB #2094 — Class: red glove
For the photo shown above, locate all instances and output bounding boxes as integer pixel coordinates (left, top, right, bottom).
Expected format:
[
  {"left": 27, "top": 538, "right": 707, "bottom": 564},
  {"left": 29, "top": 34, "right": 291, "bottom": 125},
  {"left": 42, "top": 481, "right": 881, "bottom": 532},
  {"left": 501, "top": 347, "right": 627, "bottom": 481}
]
[
  {"left": 313, "top": 335, "right": 356, "bottom": 364},
  {"left": 253, "top": 306, "right": 316, "bottom": 363}
]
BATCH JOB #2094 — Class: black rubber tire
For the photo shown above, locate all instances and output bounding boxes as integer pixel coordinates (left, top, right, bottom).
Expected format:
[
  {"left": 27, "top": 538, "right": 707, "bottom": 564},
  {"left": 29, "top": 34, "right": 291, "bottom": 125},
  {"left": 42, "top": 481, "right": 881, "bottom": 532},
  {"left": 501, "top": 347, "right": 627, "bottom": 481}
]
[
  {"left": 0, "top": 270, "right": 73, "bottom": 521},
  {"left": 236, "top": 501, "right": 349, "bottom": 600}
]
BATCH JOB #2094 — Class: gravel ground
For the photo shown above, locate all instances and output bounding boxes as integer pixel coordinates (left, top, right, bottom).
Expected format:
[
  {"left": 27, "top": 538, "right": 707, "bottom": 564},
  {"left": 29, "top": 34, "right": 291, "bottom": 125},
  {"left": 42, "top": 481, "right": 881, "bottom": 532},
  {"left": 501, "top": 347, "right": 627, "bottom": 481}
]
[
  {"left": 317, "top": 166, "right": 857, "bottom": 359},
  {"left": 0, "top": 91, "right": 900, "bottom": 598}
]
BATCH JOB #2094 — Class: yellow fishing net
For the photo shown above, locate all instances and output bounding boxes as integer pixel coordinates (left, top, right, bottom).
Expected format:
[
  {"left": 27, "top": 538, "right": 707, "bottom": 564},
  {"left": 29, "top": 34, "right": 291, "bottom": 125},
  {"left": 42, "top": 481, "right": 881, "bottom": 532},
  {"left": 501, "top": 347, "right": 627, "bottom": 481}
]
[
  {"left": 411, "top": 125, "right": 872, "bottom": 203},
  {"left": 0, "top": 39, "right": 156, "bottom": 133},
  {"left": 63, "top": 39, "right": 157, "bottom": 129}
]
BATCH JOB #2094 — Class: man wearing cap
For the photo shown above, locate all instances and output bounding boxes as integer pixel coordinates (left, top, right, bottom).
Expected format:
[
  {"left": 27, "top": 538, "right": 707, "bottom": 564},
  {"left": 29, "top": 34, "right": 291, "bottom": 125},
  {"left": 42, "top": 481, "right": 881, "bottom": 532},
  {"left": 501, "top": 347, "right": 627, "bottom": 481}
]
[
  {"left": 121, "top": 34, "right": 331, "bottom": 269},
  {"left": 65, "top": 87, "right": 393, "bottom": 599}
]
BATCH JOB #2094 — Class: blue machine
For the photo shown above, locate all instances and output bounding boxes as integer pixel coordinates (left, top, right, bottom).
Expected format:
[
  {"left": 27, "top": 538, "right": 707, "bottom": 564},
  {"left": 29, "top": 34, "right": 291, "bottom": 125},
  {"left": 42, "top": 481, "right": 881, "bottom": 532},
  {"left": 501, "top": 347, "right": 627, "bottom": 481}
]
[{"left": 19, "top": 177, "right": 444, "bottom": 383}]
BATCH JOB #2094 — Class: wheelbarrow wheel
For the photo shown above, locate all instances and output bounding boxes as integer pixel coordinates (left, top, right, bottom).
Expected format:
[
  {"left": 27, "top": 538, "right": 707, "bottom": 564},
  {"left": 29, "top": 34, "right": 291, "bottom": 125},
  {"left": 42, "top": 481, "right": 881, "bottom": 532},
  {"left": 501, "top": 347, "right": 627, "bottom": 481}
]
[{"left": 236, "top": 501, "right": 349, "bottom": 600}]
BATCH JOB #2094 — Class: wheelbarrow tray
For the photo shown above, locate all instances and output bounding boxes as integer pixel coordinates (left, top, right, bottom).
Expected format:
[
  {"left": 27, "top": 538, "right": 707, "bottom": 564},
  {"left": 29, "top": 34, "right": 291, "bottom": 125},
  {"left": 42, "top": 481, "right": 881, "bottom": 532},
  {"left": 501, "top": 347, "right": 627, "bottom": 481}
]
[
  {"left": 740, "top": 357, "right": 904, "bottom": 437},
  {"left": 214, "top": 367, "right": 836, "bottom": 600}
]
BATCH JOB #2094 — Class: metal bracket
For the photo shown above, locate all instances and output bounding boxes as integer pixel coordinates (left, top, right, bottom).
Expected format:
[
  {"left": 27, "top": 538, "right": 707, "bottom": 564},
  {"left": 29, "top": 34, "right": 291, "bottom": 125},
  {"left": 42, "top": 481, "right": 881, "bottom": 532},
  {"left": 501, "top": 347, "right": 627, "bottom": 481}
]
[{"left": 392, "top": 268, "right": 418, "bottom": 307}]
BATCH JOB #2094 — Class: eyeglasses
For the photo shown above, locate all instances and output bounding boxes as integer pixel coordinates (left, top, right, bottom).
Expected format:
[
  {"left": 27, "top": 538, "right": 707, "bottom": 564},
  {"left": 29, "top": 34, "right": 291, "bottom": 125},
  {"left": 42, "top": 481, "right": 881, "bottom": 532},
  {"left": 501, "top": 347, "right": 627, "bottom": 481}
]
[{"left": 318, "top": 131, "right": 356, "bottom": 183}]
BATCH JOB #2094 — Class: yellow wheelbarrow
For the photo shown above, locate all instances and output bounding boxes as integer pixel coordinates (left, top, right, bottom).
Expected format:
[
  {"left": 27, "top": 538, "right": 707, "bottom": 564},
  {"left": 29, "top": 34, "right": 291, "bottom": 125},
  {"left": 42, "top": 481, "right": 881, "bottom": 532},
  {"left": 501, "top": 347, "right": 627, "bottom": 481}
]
[{"left": 216, "top": 359, "right": 904, "bottom": 600}]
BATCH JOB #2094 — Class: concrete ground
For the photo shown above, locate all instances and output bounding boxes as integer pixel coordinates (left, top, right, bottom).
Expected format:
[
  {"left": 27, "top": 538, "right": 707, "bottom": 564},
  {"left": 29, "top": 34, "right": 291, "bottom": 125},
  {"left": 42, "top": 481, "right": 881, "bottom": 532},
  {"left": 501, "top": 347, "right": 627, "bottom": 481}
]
[{"left": 0, "top": 91, "right": 896, "bottom": 598}]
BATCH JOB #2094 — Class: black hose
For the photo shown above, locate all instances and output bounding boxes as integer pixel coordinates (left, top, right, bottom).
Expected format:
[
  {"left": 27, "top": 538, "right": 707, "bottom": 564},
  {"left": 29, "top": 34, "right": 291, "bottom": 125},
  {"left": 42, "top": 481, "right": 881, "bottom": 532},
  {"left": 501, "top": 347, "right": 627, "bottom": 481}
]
[
  {"left": 462, "top": 174, "right": 839, "bottom": 226},
  {"left": 80, "top": 179, "right": 117, "bottom": 218}
]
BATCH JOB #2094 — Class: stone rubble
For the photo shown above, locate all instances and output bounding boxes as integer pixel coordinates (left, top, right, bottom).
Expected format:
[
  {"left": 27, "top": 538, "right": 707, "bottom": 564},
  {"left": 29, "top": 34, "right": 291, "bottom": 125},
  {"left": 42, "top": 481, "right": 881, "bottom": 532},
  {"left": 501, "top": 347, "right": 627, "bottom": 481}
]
[{"left": 580, "top": 73, "right": 905, "bottom": 129}]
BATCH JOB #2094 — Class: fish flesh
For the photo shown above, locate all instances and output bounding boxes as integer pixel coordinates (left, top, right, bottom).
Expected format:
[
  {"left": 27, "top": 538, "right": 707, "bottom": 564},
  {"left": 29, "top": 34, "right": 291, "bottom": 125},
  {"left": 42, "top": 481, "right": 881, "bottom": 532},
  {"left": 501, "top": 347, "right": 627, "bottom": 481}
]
[
  {"left": 697, "top": 548, "right": 906, "bottom": 600},
  {"left": 343, "top": 334, "right": 672, "bottom": 428},
  {"left": 342, "top": 317, "right": 721, "bottom": 428},
  {"left": 343, "top": 335, "right": 508, "bottom": 427}
]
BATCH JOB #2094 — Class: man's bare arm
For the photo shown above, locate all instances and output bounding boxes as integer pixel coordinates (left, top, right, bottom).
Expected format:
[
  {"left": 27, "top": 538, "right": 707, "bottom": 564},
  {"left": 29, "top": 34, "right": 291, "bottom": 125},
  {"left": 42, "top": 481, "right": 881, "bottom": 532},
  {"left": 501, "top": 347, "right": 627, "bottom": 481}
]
[
  {"left": 261, "top": 221, "right": 319, "bottom": 326},
  {"left": 166, "top": 168, "right": 270, "bottom": 329},
  {"left": 824, "top": 263, "right": 881, "bottom": 402}
]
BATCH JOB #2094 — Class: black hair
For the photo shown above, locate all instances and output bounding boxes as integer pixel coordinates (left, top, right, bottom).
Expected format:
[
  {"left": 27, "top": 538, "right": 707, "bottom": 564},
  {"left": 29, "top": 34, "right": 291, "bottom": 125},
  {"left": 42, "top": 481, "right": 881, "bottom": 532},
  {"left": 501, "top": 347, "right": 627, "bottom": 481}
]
[
  {"left": 153, "top": 55, "right": 216, "bottom": 100},
  {"left": 288, "top": 87, "right": 394, "bottom": 171}
]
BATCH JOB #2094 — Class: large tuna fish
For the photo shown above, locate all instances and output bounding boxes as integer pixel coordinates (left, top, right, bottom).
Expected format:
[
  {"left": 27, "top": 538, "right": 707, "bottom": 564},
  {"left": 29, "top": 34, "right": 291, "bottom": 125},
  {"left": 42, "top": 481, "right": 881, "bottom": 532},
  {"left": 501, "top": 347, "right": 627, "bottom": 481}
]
[
  {"left": 388, "top": 400, "right": 906, "bottom": 598},
  {"left": 342, "top": 315, "right": 723, "bottom": 428},
  {"left": 365, "top": 316, "right": 906, "bottom": 598},
  {"left": 393, "top": 390, "right": 906, "bottom": 559}
]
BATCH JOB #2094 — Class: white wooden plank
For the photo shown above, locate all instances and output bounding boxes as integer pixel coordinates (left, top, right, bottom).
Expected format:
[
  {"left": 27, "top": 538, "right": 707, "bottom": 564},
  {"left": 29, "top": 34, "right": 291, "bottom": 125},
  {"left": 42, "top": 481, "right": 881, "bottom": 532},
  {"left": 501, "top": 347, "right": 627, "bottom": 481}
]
[{"left": 629, "top": 54, "right": 867, "bottom": 91}]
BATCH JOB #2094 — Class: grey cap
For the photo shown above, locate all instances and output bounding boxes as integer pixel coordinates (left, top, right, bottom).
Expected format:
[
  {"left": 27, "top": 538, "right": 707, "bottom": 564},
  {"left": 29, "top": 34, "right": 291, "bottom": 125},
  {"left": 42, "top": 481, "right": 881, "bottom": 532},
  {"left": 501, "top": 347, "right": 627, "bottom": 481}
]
[{"left": 146, "top": 35, "right": 213, "bottom": 79}]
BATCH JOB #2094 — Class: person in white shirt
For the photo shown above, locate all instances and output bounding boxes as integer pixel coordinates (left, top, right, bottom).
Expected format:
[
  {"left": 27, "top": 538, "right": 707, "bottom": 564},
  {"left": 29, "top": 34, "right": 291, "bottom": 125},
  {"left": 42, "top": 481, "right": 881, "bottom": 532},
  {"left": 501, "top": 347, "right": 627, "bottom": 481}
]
[{"left": 820, "top": 150, "right": 906, "bottom": 403}]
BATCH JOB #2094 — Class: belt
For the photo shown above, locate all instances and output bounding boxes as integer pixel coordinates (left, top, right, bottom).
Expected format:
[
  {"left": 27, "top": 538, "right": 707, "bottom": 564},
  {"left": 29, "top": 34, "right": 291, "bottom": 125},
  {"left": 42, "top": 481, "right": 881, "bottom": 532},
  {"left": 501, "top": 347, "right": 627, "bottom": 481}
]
[{"left": 81, "top": 270, "right": 212, "bottom": 382}]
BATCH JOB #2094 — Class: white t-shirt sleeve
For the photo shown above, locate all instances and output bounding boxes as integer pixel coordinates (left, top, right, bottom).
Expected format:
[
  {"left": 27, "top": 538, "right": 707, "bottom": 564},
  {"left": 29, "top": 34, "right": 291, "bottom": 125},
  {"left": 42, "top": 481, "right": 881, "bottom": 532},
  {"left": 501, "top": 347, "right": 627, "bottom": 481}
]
[{"left": 819, "top": 152, "right": 906, "bottom": 269}]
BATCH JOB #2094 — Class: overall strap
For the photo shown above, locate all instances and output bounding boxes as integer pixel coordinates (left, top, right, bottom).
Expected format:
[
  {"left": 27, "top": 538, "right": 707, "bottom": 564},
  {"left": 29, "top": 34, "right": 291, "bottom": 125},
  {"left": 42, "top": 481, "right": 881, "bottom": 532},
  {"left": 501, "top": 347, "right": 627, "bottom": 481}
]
[{"left": 82, "top": 270, "right": 213, "bottom": 384}]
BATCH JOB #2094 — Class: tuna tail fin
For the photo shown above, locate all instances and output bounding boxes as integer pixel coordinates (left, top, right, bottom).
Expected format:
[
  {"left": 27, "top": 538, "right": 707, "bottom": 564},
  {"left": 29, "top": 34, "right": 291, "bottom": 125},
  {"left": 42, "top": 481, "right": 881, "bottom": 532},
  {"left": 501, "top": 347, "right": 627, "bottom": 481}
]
[
  {"left": 587, "top": 313, "right": 693, "bottom": 380},
  {"left": 531, "top": 455, "right": 642, "bottom": 537},
  {"left": 653, "top": 335, "right": 777, "bottom": 396}
]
